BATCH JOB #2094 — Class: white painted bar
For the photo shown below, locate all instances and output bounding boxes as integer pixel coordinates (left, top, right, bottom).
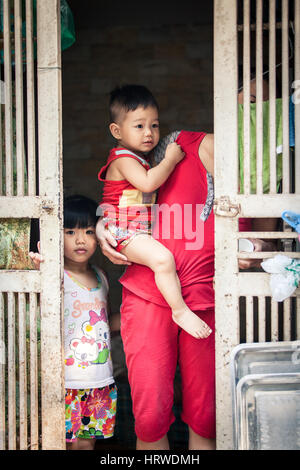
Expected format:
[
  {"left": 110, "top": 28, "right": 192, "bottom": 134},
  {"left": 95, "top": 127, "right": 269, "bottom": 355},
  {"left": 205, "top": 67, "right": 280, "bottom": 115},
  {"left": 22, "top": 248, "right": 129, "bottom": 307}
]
[
  {"left": 243, "top": 0, "right": 251, "bottom": 195},
  {"left": 18, "top": 292, "right": 27, "bottom": 449},
  {"left": 0, "top": 271, "right": 41, "bottom": 293},
  {"left": 246, "top": 296, "right": 254, "bottom": 342},
  {"left": 237, "top": 231, "right": 298, "bottom": 238},
  {"left": 283, "top": 297, "right": 291, "bottom": 340},
  {"left": 214, "top": 0, "right": 239, "bottom": 450},
  {"left": 26, "top": 0, "right": 36, "bottom": 196},
  {"left": 282, "top": 0, "right": 290, "bottom": 193},
  {"left": 238, "top": 272, "right": 300, "bottom": 297},
  {"left": 7, "top": 292, "right": 16, "bottom": 449},
  {"left": 3, "top": 0, "right": 14, "bottom": 196},
  {"left": 37, "top": 0, "right": 65, "bottom": 450},
  {"left": 269, "top": 0, "right": 277, "bottom": 193},
  {"left": 29, "top": 293, "right": 39, "bottom": 450},
  {"left": 256, "top": 0, "right": 264, "bottom": 195},
  {"left": 0, "top": 293, "right": 5, "bottom": 449},
  {"left": 258, "top": 295, "right": 266, "bottom": 342},
  {"left": 271, "top": 299, "right": 279, "bottom": 341},
  {"left": 0, "top": 196, "right": 50, "bottom": 218},
  {"left": 14, "top": 0, "right": 25, "bottom": 196},
  {"left": 238, "top": 251, "right": 300, "bottom": 258},
  {"left": 237, "top": 193, "right": 300, "bottom": 216}
]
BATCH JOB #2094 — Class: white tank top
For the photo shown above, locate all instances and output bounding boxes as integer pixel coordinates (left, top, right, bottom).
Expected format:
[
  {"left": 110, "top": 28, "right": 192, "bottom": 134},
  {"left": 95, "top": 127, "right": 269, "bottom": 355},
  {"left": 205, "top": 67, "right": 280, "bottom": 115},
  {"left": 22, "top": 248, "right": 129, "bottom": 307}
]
[{"left": 64, "top": 265, "right": 114, "bottom": 389}]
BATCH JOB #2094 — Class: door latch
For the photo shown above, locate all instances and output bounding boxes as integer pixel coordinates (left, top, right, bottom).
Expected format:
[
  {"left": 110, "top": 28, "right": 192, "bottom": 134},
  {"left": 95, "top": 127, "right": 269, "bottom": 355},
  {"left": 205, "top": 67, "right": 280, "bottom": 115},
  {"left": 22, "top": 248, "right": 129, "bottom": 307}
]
[{"left": 214, "top": 196, "right": 240, "bottom": 217}]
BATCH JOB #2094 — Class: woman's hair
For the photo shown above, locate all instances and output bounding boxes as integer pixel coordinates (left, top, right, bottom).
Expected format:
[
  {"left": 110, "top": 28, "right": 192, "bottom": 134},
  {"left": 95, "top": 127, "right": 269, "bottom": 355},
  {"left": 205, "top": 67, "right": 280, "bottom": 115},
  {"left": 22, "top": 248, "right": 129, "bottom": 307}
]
[
  {"left": 109, "top": 84, "right": 159, "bottom": 123},
  {"left": 64, "top": 195, "right": 99, "bottom": 229}
]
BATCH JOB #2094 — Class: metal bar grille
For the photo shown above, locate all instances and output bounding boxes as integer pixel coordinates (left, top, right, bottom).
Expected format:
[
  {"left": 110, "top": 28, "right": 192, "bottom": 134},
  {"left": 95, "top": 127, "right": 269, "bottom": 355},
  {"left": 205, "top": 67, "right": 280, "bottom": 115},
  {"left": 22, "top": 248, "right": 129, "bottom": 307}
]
[
  {"left": 0, "top": 0, "right": 64, "bottom": 450},
  {"left": 240, "top": 295, "right": 299, "bottom": 343},
  {"left": 215, "top": 0, "right": 300, "bottom": 449}
]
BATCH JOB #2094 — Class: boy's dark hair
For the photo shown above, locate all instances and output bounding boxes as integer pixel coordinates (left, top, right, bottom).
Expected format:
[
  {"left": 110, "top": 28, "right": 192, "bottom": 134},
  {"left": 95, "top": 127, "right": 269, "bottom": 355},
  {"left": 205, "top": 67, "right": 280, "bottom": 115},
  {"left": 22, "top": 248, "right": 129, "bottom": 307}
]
[
  {"left": 64, "top": 195, "right": 99, "bottom": 228},
  {"left": 109, "top": 84, "right": 159, "bottom": 123}
]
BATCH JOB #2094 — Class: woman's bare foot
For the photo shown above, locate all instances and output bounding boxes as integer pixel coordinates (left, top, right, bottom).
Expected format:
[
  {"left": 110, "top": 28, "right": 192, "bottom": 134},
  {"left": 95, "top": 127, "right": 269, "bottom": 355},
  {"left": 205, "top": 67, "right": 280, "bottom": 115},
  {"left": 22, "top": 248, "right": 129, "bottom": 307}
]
[{"left": 172, "top": 308, "right": 212, "bottom": 339}]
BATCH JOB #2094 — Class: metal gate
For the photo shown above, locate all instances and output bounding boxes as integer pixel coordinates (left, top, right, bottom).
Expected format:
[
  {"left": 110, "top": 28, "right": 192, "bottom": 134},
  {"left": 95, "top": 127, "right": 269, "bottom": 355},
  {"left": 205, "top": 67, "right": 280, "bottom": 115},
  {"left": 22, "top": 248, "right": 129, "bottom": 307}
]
[
  {"left": 0, "top": 0, "right": 64, "bottom": 449},
  {"left": 214, "top": 0, "right": 300, "bottom": 449}
]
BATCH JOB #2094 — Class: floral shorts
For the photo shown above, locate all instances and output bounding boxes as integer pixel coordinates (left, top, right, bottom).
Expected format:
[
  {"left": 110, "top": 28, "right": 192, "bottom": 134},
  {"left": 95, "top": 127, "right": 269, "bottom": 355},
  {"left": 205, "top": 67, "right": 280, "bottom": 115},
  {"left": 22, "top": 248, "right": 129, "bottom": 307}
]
[
  {"left": 65, "top": 383, "right": 117, "bottom": 442},
  {"left": 103, "top": 217, "right": 152, "bottom": 252}
]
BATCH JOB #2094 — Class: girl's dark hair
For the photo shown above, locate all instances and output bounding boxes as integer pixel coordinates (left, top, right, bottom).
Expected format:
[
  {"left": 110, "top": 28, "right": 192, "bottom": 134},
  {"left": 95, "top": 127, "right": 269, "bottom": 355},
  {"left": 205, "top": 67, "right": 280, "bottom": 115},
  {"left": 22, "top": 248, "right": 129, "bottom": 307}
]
[
  {"left": 109, "top": 84, "right": 159, "bottom": 123},
  {"left": 64, "top": 195, "right": 99, "bottom": 229}
]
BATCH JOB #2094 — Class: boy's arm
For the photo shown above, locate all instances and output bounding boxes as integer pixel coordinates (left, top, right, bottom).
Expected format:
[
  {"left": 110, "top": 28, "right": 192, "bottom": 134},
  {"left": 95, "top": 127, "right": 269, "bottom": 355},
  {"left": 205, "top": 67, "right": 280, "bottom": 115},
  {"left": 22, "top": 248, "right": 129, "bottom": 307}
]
[{"left": 116, "top": 142, "right": 184, "bottom": 193}]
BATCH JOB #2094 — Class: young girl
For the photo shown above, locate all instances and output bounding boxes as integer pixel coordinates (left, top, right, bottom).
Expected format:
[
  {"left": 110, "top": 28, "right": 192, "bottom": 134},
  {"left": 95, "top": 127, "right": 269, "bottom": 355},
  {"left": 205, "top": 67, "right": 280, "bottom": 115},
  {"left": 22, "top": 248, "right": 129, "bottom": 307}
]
[
  {"left": 97, "top": 84, "right": 212, "bottom": 339},
  {"left": 30, "top": 195, "right": 117, "bottom": 450}
]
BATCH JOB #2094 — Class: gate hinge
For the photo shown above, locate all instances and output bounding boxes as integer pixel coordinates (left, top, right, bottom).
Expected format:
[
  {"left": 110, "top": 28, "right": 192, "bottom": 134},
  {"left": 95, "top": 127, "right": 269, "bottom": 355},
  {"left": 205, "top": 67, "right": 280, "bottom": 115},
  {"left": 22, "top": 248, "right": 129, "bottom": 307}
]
[{"left": 214, "top": 196, "right": 240, "bottom": 217}]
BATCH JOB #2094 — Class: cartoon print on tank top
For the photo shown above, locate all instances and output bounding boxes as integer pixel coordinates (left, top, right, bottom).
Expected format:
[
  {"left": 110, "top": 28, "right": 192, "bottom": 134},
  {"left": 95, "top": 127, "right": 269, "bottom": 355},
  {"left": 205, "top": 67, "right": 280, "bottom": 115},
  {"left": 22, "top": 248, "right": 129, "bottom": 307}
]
[{"left": 66, "top": 308, "right": 110, "bottom": 369}]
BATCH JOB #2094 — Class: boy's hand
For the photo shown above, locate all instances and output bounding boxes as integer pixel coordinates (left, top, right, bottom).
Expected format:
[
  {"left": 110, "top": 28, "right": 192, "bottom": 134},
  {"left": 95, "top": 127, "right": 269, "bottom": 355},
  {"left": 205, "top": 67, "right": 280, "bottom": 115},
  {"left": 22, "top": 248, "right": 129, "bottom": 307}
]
[
  {"left": 29, "top": 241, "right": 44, "bottom": 269},
  {"left": 96, "top": 219, "right": 131, "bottom": 266},
  {"left": 165, "top": 142, "right": 185, "bottom": 165}
]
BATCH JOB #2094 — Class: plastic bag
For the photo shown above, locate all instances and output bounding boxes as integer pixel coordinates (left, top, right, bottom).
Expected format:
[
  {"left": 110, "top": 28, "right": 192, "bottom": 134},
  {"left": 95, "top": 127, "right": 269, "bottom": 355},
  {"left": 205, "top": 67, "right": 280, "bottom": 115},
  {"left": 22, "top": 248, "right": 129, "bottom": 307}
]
[
  {"left": 261, "top": 254, "right": 300, "bottom": 302},
  {"left": 282, "top": 211, "right": 300, "bottom": 241},
  {"left": 0, "top": 0, "right": 75, "bottom": 65}
]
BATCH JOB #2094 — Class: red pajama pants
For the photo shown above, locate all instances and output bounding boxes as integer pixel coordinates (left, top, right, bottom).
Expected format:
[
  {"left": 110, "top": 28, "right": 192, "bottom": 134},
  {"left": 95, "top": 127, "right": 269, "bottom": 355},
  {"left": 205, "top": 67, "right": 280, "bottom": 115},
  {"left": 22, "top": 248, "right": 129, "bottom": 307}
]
[{"left": 120, "top": 287, "right": 216, "bottom": 443}]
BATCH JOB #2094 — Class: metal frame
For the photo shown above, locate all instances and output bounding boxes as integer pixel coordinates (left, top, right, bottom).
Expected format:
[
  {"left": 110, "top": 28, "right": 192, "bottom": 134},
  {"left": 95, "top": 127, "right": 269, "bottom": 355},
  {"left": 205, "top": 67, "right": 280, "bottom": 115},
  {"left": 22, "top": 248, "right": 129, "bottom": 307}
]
[
  {"left": 0, "top": 0, "right": 64, "bottom": 450},
  {"left": 214, "top": 0, "right": 300, "bottom": 449}
]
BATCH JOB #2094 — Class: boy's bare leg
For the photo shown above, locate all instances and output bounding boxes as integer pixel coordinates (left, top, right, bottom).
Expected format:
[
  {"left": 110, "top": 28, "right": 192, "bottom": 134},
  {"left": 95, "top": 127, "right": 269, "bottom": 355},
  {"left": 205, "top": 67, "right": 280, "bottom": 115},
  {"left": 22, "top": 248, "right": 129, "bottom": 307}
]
[
  {"left": 188, "top": 427, "right": 216, "bottom": 450},
  {"left": 136, "top": 435, "right": 170, "bottom": 450},
  {"left": 122, "top": 235, "right": 211, "bottom": 339}
]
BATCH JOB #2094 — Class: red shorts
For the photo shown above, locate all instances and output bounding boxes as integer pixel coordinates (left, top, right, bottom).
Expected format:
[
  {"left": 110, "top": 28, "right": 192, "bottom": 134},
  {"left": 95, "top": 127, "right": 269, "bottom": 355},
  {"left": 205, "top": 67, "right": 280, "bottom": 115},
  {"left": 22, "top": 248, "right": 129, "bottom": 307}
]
[{"left": 120, "top": 287, "right": 216, "bottom": 443}]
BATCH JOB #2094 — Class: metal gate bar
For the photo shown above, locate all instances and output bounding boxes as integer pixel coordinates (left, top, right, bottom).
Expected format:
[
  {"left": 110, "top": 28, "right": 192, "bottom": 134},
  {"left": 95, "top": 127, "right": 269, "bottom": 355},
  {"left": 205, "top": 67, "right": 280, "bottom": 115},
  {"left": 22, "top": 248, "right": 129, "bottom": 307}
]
[
  {"left": 215, "top": 0, "right": 300, "bottom": 449},
  {"left": 0, "top": 0, "right": 64, "bottom": 450},
  {"left": 256, "top": 0, "right": 264, "bottom": 195}
]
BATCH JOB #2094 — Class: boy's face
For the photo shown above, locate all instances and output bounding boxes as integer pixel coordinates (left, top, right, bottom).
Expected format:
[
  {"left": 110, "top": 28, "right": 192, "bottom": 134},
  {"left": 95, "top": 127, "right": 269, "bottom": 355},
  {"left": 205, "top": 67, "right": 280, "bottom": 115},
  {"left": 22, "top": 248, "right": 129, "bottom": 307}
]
[{"left": 110, "top": 105, "right": 160, "bottom": 154}]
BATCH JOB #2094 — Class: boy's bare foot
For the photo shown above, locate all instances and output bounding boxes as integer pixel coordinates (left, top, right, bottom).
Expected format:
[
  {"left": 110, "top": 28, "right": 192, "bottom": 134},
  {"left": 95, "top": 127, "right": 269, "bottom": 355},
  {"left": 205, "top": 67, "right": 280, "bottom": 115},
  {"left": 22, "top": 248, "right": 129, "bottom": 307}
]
[{"left": 172, "top": 308, "right": 212, "bottom": 339}]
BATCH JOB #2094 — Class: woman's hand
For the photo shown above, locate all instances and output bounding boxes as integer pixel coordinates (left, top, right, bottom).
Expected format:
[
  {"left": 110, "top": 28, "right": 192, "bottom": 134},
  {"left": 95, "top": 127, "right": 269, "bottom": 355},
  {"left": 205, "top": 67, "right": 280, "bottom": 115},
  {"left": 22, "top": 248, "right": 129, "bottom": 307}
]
[
  {"left": 238, "top": 238, "right": 276, "bottom": 270},
  {"left": 96, "top": 219, "right": 131, "bottom": 266}
]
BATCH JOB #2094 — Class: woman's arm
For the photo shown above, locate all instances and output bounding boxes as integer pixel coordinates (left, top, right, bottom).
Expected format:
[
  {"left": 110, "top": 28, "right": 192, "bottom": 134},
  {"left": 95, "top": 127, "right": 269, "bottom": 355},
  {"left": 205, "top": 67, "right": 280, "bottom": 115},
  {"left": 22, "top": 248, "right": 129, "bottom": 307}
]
[{"left": 96, "top": 218, "right": 131, "bottom": 265}]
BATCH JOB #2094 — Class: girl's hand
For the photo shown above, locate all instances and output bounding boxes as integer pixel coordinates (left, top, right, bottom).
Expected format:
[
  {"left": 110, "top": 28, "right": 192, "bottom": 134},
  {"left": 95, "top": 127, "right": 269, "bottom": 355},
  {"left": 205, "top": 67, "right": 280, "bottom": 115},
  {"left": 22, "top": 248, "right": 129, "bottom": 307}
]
[
  {"left": 96, "top": 219, "right": 131, "bottom": 266},
  {"left": 165, "top": 142, "right": 185, "bottom": 165},
  {"left": 29, "top": 241, "right": 44, "bottom": 269}
]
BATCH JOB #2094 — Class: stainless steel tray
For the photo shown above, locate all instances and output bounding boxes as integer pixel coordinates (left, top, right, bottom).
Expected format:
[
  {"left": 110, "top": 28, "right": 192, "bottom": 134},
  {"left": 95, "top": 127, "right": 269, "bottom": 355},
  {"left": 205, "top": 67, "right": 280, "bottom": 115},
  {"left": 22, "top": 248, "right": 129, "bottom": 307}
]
[
  {"left": 230, "top": 341, "right": 300, "bottom": 448},
  {"left": 231, "top": 342, "right": 300, "bottom": 381},
  {"left": 236, "top": 373, "right": 300, "bottom": 450}
]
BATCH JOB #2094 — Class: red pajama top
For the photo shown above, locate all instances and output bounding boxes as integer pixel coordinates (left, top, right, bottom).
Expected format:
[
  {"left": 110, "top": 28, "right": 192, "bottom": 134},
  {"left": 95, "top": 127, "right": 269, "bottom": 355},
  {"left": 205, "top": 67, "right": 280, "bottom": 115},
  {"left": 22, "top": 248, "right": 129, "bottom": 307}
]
[
  {"left": 120, "top": 131, "right": 215, "bottom": 310},
  {"left": 98, "top": 148, "right": 156, "bottom": 226}
]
